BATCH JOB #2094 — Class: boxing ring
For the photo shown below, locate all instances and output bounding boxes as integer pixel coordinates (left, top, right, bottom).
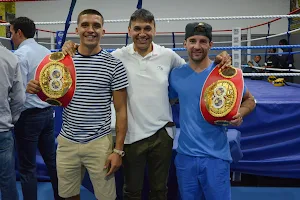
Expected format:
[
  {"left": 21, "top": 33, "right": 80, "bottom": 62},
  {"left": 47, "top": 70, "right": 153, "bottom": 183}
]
[
  {"left": 38, "top": 76, "right": 300, "bottom": 198},
  {"left": 1, "top": 1, "right": 300, "bottom": 199},
  {"left": 229, "top": 79, "right": 300, "bottom": 178}
]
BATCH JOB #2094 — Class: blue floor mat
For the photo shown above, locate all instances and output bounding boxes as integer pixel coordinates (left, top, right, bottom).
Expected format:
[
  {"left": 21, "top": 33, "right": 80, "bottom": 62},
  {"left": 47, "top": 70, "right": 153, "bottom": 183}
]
[
  {"left": 1, "top": 182, "right": 300, "bottom": 200},
  {"left": 0, "top": 182, "right": 96, "bottom": 200}
]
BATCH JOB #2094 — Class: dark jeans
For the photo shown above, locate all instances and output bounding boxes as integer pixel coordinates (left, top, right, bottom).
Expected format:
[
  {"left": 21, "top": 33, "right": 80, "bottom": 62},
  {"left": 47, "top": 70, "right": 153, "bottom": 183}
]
[
  {"left": 123, "top": 127, "right": 173, "bottom": 200},
  {"left": 0, "top": 130, "right": 19, "bottom": 200},
  {"left": 14, "top": 107, "right": 62, "bottom": 200}
]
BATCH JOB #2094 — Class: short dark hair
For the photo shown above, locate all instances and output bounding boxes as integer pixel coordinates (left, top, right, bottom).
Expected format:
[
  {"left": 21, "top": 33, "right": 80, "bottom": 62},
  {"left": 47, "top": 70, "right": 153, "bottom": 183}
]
[
  {"left": 77, "top": 9, "right": 104, "bottom": 25},
  {"left": 10, "top": 17, "right": 36, "bottom": 39},
  {"left": 129, "top": 9, "right": 155, "bottom": 27},
  {"left": 279, "top": 39, "right": 288, "bottom": 45}
]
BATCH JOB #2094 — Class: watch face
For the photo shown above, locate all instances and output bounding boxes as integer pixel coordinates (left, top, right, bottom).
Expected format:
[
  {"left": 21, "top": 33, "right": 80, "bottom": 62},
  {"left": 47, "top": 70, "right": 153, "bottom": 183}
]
[{"left": 114, "top": 149, "right": 125, "bottom": 157}]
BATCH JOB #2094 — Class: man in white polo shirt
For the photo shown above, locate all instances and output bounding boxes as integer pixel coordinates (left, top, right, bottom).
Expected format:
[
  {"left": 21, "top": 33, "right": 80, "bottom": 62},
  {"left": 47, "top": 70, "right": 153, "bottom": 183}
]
[
  {"left": 113, "top": 9, "right": 185, "bottom": 200},
  {"left": 62, "top": 8, "right": 231, "bottom": 200}
]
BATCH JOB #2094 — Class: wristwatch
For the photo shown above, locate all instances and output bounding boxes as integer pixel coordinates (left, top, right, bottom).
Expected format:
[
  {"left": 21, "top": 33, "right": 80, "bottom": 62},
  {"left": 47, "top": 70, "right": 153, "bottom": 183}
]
[{"left": 113, "top": 149, "right": 125, "bottom": 157}]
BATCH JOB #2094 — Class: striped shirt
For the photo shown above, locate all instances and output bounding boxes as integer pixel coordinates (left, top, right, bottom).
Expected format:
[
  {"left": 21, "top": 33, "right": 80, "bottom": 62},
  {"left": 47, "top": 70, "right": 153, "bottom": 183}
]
[{"left": 60, "top": 50, "right": 128, "bottom": 143}]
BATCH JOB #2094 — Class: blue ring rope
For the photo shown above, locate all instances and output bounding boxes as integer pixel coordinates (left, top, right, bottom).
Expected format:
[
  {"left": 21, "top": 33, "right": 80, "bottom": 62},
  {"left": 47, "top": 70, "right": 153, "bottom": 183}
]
[
  {"left": 10, "top": 39, "right": 14, "bottom": 50},
  {"left": 287, "top": 18, "right": 293, "bottom": 66},
  {"left": 136, "top": 0, "right": 143, "bottom": 9},
  {"left": 60, "top": 0, "right": 77, "bottom": 49}
]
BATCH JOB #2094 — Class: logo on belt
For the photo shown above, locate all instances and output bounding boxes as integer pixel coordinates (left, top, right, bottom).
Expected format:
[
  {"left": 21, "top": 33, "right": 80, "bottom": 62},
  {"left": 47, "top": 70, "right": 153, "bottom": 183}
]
[
  {"left": 200, "top": 65, "right": 244, "bottom": 126},
  {"left": 35, "top": 52, "right": 76, "bottom": 107}
]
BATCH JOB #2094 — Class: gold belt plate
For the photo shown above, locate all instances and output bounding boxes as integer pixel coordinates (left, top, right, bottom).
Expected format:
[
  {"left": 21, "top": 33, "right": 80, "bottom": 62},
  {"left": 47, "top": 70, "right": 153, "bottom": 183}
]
[
  {"left": 39, "top": 61, "right": 73, "bottom": 99},
  {"left": 204, "top": 80, "right": 237, "bottom": 117}
]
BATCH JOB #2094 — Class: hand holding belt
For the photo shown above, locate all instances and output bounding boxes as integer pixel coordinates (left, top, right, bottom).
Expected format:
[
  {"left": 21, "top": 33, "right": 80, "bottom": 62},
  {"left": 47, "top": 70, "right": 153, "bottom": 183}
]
[
  {"left": 35, "top": 52, "right": 76, "bottom": 107},
  {"left": 200, "top": 65, "right": 244, "bottom": 126}
]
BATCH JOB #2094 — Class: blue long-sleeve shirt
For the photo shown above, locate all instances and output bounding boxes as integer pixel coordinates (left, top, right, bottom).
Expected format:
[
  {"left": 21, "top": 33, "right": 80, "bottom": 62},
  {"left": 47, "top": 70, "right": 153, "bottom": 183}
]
[{"left": 14, "top": 38, "right": 51, "bottom": 110}]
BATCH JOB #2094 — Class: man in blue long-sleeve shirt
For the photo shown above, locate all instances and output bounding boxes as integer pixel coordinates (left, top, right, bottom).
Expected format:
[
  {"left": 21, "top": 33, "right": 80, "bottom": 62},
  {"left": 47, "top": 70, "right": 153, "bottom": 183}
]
[
  {"left": 10, "top": 17, "right": 62, "bottom": 200},
  {"left": 0, "top": 45, "right": 25, "bottom": 200}
]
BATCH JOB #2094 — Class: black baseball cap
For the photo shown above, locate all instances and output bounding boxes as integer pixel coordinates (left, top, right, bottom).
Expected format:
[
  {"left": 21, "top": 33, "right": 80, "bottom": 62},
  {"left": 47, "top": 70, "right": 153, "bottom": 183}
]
[{"left": 185, "top": 22, "right": 212, "bottom": 41}]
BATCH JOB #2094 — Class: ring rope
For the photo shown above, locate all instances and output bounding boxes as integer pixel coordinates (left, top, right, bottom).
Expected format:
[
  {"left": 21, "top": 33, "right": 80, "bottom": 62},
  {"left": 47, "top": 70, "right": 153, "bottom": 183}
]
[
  {"left": 242, "top": 65, "right": 300, "bottom": 72},
  {"left": 167, "top": 45, "right": 300, "bottom": 52},
  {"left": 0, "top": 37, "right": 10, "bottom": 41},
  {"left": 1, "top": 37, "right": 297, "bottom": 52},
  {"left": 214, "top": 27, "right": 300, "bottom": 44},
  {"left": 1, "top": 14, "right": 300, "bottom": 26},
  {"left": 1, "top": 27, "right": 300, "bottom": 46},
  {"left": 243, "top": 73, "right": 300, "bottom": 76}
]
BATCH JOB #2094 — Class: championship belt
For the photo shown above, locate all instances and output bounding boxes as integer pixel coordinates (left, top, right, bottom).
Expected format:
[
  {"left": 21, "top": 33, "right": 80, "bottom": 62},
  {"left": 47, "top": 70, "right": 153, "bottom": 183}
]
[
  {"left": 200, "top": 65, "right": 244, "bottom": 126},
  {"left": 35, "top": 52, "right": 76, "bottom": 107},
  {"left": 267, "top": 75, "right": 277, "bottom": 83}
]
